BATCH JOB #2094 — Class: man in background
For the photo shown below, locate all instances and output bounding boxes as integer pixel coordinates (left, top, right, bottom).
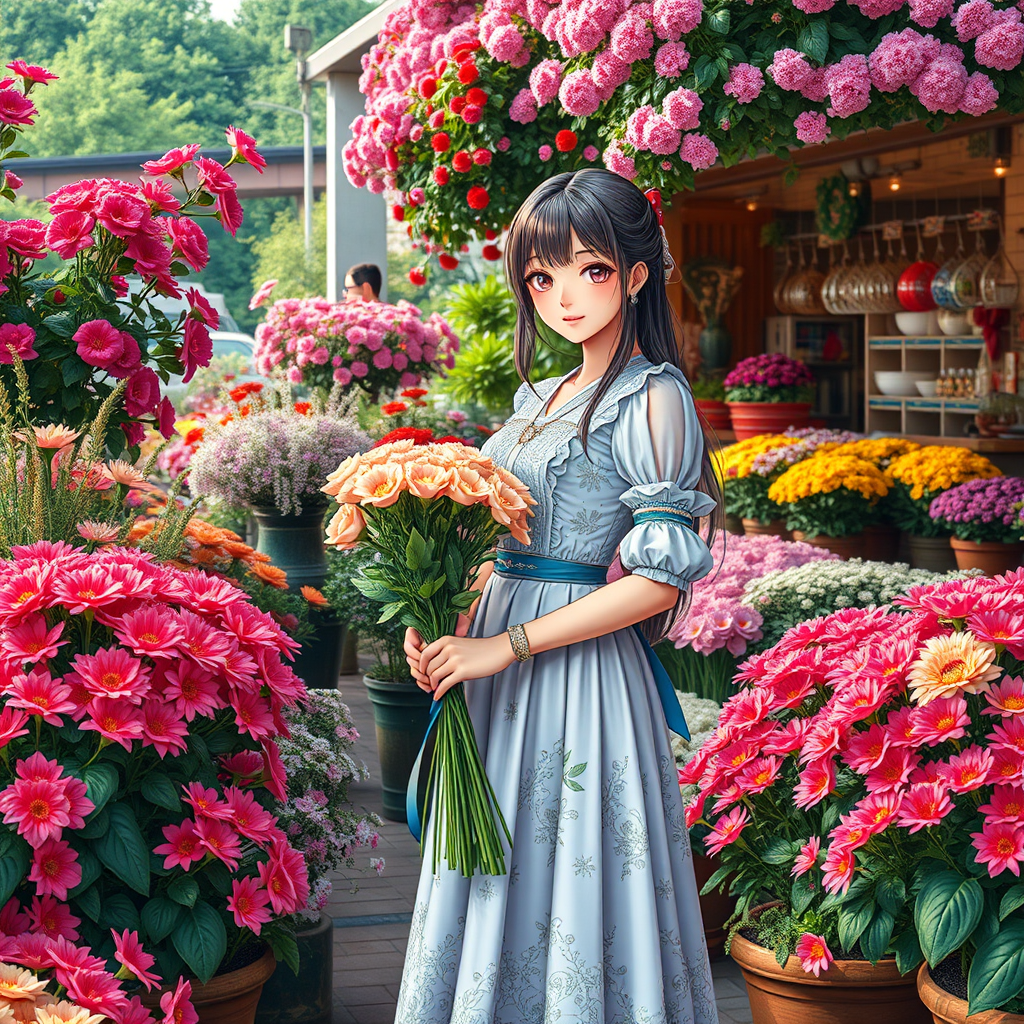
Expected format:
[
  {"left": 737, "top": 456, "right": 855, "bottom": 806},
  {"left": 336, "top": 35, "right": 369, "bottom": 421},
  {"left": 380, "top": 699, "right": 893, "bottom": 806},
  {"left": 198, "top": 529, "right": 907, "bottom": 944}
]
[{"left": 344, "top": 263, "right": 381, "bottom": 302}]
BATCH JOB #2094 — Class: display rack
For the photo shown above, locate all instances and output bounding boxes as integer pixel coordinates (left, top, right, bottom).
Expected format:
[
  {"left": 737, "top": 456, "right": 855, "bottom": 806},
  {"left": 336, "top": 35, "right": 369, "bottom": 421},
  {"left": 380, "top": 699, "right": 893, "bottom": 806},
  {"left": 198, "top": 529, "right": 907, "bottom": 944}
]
[{"left": 863, "top": 312, "right": 983, "bottom": 437}]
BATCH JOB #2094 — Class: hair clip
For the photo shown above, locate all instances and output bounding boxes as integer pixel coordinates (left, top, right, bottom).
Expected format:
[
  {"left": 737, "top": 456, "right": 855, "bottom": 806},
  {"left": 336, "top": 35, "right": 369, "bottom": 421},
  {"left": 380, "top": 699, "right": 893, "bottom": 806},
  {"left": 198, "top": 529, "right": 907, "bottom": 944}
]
[
  {"left": 644, "top": 188, "right": 664, "bottom": 226},
  {"left": 643, "top": 187, "right": 675, "bottom": 282}
]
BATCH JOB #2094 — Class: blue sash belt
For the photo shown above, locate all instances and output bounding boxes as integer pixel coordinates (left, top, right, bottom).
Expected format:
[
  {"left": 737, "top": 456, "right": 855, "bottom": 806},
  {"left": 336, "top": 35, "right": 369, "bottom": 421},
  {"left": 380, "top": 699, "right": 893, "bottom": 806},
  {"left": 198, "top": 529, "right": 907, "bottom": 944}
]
[{"left": 406, "top": 549, "right": 691, "bottom": 841}]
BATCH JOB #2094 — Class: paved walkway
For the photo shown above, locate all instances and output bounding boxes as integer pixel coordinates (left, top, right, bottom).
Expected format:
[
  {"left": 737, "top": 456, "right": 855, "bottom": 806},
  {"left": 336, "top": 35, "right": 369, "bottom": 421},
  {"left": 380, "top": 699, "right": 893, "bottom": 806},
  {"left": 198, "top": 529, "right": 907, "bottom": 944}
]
[{"left": 328, "top": 666, "right": 753, "bottom": 1024}]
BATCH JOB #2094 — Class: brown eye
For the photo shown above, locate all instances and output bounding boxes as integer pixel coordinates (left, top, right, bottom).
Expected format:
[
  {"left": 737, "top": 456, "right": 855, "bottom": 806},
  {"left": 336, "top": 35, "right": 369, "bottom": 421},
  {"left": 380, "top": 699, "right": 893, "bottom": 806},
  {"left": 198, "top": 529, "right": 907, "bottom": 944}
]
[
  {"left": 525, "top": 272, "right": 552, "bottom": 292},
  {"left": 585, "top": 264, "right": 613, "bottom": 284}
]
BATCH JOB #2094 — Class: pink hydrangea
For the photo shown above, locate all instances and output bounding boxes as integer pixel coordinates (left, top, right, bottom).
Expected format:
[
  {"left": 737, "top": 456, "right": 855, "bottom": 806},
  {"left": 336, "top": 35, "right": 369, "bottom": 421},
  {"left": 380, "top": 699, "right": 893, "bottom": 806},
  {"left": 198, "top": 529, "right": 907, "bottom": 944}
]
[
  {"left": 496, "top": 136, "right": 511, "bottom": 151},
  {"left": 654, "top": 41, "right": 691, "bottom": 77},
  {"left": 603, "top": 142, "right": 637, "bottom": 179},
  {"left": 538, "top": 144, "right": 553, "bottom": 161},
  {"left": 722, "top": 63, "right": 765, "bottom": 104},
  {"left": 975, "top": 21, "right": 1024, "bottom": 70},
  {"left": 663, "top": 87, "right": 703, "bottom": 130},
  {"left": 611, "top": 8, "right": 655, "bottom": 62},
  {"left": 869, "top": 29, "right": 932, "bottom": 91},
  {"left": 583, "top": 144, "right": 599, "bottom": 160},
  {"left": 910, "top": 55, "right": 968, "bottom": 112},
  {"left": 529, "top": 58, "right": 562, "bottom": 106},
  {"left": 643, "top": 114, "right": 682, "bottom": 154},
  {"left": 508, "top": 88, "right": 538, "bottom": 123},
  {"left": 908, "top": 0, "right": 954, "bottom": 26},
  {"left": 652, "top": 0, "right": 703, "bottom": 40},
  {"left": 849, "top": 0, "right": 907, "bottom": 14},
  {"left": 625, "top": 104, "right": 657, "bottom": 148},
  {"left": 825, "top": 54, "right": 872, "bottom": 118},
  {"left": 792, "top": 0, "right": 836, "bottom": 10},
  {"left": 795, "top": 110, "right": 830, "bottom": 144},
  {"left": 769, "top": 48, "right": 815, "bottom": 92},
  {"left": 679, "top": 132, "right": 718, "bottom": 170},
  {"left": 959, "top": 70, "right": 999, "bottom": 113},
  {"left": 486, "top": 23, "right": 527, "bottom": 62},
  {"left": 559, "top": 68, "right": 601, "bottom": 115},
  {"left": 953, "top": 0, "right": 996, "bottom": 40},
  {"left": 592, "top": 50, "right": 633, "bottom": 98}
]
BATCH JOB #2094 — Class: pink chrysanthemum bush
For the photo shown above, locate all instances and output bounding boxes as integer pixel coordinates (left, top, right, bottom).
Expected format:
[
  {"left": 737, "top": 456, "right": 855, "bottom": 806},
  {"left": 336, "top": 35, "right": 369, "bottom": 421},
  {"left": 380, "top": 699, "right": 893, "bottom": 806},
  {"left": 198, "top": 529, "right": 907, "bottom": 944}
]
[
  {"left": 253, "top": 297, "right": 459, "bottom": 400},
  {"left": 0, "top": 62, "right": 264, "bottom": 451},
  {"left": 656, "top": 533, "right": 837, "bottom": 703},
  {"left": 683, "top": 570, "right": 1024, "bottom": 1016},
  {"left": 344, "top": 0, "right": 1024, "bottom": 261},
  {"left": 0, "top": 538, "right": 314, "bottom": 1019}
]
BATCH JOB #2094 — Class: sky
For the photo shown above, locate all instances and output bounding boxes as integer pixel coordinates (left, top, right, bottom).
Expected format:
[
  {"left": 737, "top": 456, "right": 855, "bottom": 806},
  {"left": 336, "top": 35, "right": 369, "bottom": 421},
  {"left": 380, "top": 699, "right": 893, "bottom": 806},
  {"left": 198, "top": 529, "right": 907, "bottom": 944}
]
[{"left": 209, "top": 0, "right": 242, "bottom": 22}]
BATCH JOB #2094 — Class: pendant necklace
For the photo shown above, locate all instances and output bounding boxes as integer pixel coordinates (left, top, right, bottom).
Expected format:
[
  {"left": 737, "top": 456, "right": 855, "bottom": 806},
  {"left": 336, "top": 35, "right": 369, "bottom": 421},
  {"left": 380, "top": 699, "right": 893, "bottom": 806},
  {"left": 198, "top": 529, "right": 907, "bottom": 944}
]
[{"left": 517, "top": 375, "right": 590, "bottom": 445}]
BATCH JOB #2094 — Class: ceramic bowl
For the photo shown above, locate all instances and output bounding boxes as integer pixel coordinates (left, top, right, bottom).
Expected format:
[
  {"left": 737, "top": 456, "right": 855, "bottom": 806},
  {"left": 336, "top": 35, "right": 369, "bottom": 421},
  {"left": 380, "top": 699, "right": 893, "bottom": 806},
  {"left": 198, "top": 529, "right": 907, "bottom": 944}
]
[
  {"left": 915, "top": 380, "right": 938, "bottom": 397},
  {"left": 874, "top": 371, "right": 934, "bottom": 396},
  {"left": 937, "top": 309, "right": 971, "bottom": 336},
  {"left": 894, "top": 311, "right": 933, "bottom": 335}
]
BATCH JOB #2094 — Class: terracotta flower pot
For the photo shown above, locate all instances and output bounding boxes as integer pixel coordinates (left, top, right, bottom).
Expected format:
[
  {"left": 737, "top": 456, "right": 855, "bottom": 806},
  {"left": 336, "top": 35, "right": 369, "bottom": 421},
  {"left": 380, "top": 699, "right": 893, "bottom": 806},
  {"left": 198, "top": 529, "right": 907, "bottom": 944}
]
[
  {"left": 695, "top": 398, "right": 732, "bottom": 433},
  {"left": 916, "top": 963, "right": 1024, "bottom": 1024},
  {"left": 726, "top": 402, "right": 812, "bottom": 440},
  {"left": 743, "top": 518, "right": 791, "bottom": 539},
  {"left": 791, "top": 531, "right": 867, "bottom": 560},
  {"left": 725, "top": 513, "right": 746, "bottom": 537},
  {"left": 143, "top": 948, "right": 277, "bottom": 1024},
  {"left": 863, "top": 524, "right": 901, "bottom": 563},
  {"left": 949, "top": 538, "right": 1024, "bottom": 576},
  {"left": 692, "top": 852, "right": 733, "bottom": 961},
  {"left": 906, "top": 534, "right": 958, "bottom": 573},
  {"left": 730, "top": 932, "right": 929, "bottom": 1024}
]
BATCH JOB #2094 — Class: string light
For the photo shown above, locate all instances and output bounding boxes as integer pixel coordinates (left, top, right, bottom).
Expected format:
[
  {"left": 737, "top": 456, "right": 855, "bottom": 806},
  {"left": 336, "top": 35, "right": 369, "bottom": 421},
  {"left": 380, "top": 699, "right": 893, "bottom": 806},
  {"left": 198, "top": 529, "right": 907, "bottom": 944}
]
[
  {"left": 745, "top": 197, "right": 759, "bottom": 211},
  {"left": 848, "top": 180, "right": 863, "bottom": 198},
  {"left": 888, "top": 172, "right": 902, "bottom": 192}
]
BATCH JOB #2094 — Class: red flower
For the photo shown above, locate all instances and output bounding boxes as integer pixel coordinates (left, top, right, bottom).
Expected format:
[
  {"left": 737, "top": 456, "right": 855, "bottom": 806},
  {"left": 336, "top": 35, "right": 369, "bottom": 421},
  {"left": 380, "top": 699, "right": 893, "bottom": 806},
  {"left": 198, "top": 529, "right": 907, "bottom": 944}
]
[
  {"left": 418, "top": 76, "right": 437, "bottom": 99},
  {"left": 462, "top": 104, "right": 482, "bottom": 124},
  {"left": 141, "top": 144, "right": 201, "bottom": 176},
  {"left": 485, "top": 228, "right": 498, "bottom": 240},
  {"left": 392, "top": 204, "right": 405, "bottom": 221},
  {"left": 225, "top": 125, "right": 266, "bottom": 173},
  {"left": 482, "top": 244, "right": 501, "bottom": 261},
  {"left": 452, "top": 150, "right": 472, "bottom": 173},
  {"left": 458, "top": 63, "right": 479, "bottom": 84},
  {"left": 433, "top": 166, "right": 449, "bottom": 186},
  {"left": 431, "top": 132, "right": 450, "bottom": 153},
  {"left": 230, "top": 381, "right": 263, "bottom": 403},
  {"left": 452, "top": 42, "right": 481, "bottom": 63},
  {"left": 465, "top": 87, "right": 488, "bottom": 106},
  {"left": 294, "top": 401, "right": 311, "bottom": 415},
  {"left": 0, "top": 89, "right": 36, "bottom": 126},
  {"left": 6, "top": 61, "right": 58, "bottom": 85},
  {"left": 467, "top": 186, "right": 490, "bottom": 210},
  {"left": 408, "top": 267, "right": 427, "bottom": 286},
  {"left": 556, "top": 129, "right": 578, "bottom": 152},
  {"left": 472, "top": 148, "right": 492, "bottom": 166},
  {"left": 381, "top": 401, "right": 409, "bottom": 415},
  {"left": 450, "top": 96, "right": 467, "bottom": 115},
  {"left": 372, "top": 427, "right": 435, "bottom": 447},
  {"left": 401, "top": 387, "right": 430, "bottom": 398}
]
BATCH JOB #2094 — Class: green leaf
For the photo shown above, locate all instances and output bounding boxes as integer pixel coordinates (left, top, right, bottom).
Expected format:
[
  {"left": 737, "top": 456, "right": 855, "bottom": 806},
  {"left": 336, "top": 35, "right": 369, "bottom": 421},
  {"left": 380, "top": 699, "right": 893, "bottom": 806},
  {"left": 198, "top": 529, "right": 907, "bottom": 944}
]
[
  {"left": 352, "top": 576, "right": 395, "bottom": 602},
  {"left": 567, "top": 763, "right": 587, "bottom": 778},
  {"left": 791, "top": 872, "right": 816, "bottom": 917},
  {"left": 77, "top": 885, "right": 102, "bottom": 923},
  {"left": 143, "top": 897, "right": 184, "bottom": 944},
  {"left": 80, "top": 763, "right": 120, "bottom": 818},
  {"left": 101, "top": 893, "right": 142, "bottom": 933},
  {"left": 377, "top": 600, "right": 405, "bottom": 623},
  {"left": 861, "top": 908, "right": 895, "bottom": 964},
  {"left": 69, "top": 846, "right": 103, "bottom": 896},
  {"left": 700, "top": 864, "right": 732, "bottom": 896},
  {"left": 173, "top": 903, "right": 227, "bottom": 984},
  {"left": 0, "top": 841, "right": 29, "bottom": 906},
  {"left": 797, "top": 21, "right": 830, "bottom": 63},
  {"left": 77, "top": 807, "right": 109, "bottom": 839},
  {"left": 141, "top": 773, "right": 181, "bottom": 811},
  {"left": 968, "top": 922, "right": 1024, "bottom": 1015},
  {"left": 838, "top": 898, "right": 875, "bottom": 953},
  {"left": 266, "top": 929, "right": 300, "bottom": 975},
  {"left": 761, "top": 838, "right": 801, "bottom": 866},
  {"left": 61, "top": 357, "right": 90, "bottom": 387},
  {"left": 915, "top": 871, "right": 984, "bottom": 968},
  {"left": 693, "top": 54, "right": 716, "bottom": 91},
  {"left": 1000, "top": 883, "right": 1024, "bottom": 921},
  {"left": 96, "top": 803, "right": 151, "bottom": 896},
  {"left": 565, "top": 779, "right": 584, "bottom": 792},
  {"left": 892, "top": 929, "right": 924, "bottom": 975},
  {"left": 45, "top": 312, "right": 78, "bottom": 338},
  {"left": 707, "top": 8, "right": 730, "bottom": 33},
  {"left": 444, "top": 548, "right": 464, "bottom": 589},
  {"left": 405, "top": 528, "right": 427, "bottom": 570},
  {"left": 876, "top": 876, "right": 906, "bottom": 917},
  {"left": 167, "top": 875, "right": 200, "bottom": 908}
]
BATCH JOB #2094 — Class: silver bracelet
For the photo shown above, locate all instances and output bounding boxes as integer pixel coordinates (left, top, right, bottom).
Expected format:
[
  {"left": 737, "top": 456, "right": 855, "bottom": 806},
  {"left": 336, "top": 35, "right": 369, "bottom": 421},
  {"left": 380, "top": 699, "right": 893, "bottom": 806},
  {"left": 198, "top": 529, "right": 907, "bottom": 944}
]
[{"left": 507, "top": 623, "right": 532, "bottom": 661}]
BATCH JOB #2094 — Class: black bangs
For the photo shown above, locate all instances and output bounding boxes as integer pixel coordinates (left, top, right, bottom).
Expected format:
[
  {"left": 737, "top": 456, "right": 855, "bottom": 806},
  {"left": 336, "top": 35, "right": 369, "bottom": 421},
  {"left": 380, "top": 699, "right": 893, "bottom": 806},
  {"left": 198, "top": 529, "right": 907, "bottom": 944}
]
[{"left": 515, "top": 184, "right": 619, "bottom": 275}]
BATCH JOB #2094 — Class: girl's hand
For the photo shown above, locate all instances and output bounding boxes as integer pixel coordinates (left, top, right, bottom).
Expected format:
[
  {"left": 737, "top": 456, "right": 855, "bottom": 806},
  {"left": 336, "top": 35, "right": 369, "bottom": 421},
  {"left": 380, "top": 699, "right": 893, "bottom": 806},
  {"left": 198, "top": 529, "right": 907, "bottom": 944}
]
[
  {"left": 404, "top": 615, "right": 475, "bottom": 693},
  {"left": 418, "top": 632, "right": 516, "bottom": 701}
]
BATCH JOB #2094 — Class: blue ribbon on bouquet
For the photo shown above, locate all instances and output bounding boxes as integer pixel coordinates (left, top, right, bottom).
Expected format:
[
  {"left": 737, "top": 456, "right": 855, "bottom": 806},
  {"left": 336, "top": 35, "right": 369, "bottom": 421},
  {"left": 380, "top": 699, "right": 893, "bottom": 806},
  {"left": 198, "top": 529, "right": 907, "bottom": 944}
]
[{"left": 406, "top": 547, "right": 691, "bottom": 841}]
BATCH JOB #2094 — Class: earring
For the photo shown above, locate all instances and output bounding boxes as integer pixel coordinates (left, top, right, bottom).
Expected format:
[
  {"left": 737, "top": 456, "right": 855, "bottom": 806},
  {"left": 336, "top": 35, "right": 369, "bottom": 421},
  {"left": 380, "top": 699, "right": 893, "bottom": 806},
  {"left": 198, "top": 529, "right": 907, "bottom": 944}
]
[{"left": 629, "top": 292, "right": 639, "bottom": 306}]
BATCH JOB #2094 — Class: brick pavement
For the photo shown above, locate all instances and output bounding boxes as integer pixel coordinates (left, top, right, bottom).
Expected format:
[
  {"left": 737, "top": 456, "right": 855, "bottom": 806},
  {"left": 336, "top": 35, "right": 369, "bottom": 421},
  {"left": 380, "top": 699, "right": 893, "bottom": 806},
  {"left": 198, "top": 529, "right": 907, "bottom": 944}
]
[{"left": 329, "top": 665, "right": 752, "bottom": 1024}]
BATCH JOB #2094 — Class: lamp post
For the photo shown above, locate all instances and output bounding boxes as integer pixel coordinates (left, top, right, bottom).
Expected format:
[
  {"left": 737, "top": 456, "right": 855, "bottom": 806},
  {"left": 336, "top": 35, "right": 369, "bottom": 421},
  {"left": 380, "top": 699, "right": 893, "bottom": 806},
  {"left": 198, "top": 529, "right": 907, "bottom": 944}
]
[{"left": 277, "top": 24, "right": 314, "bottom": 254}]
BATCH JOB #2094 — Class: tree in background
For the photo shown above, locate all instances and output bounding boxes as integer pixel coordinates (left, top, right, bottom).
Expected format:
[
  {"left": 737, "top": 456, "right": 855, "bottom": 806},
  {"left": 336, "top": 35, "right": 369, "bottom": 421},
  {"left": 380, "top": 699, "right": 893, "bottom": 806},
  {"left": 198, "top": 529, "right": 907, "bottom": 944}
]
[{"left": 251, "top": 196, "right": 328, "bottom": 299}]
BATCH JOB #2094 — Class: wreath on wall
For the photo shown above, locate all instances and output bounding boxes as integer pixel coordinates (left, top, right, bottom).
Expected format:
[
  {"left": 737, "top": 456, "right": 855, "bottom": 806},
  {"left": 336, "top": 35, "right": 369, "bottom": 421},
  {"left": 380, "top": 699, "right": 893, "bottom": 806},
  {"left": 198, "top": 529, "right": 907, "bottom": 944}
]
[{"left": 815, "top": 173, "right": 869, "bottom": 243}]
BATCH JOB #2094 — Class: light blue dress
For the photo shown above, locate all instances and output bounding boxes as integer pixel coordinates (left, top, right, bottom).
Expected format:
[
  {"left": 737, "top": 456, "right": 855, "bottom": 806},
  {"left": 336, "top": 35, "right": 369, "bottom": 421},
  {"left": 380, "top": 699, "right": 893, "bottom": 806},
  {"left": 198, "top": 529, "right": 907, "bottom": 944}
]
[{"left": 396, "top": 355, "right": 719, "bottom": 1024}]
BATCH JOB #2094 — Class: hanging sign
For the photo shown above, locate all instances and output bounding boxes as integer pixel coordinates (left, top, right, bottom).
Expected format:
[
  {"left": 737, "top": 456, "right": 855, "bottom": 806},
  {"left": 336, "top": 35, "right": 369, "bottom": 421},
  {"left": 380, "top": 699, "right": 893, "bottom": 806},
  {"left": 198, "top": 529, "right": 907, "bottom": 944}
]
[
  {"left": 882, "top": 220, "right": 903, "bottom": 241},
  {"left": 967, "top": 209, "right": 999, "bottom": 231},
  {"left": 922, "top": 216, "right": 945, "bottom": 238}
]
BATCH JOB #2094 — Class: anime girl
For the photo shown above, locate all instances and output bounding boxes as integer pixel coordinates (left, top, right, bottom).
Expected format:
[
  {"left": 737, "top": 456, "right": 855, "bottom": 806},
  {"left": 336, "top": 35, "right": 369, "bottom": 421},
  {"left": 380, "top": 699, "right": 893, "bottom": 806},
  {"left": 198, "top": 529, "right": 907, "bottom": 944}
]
[{"left": 396, "top": 167, "right": 722, "bottom": 1024}]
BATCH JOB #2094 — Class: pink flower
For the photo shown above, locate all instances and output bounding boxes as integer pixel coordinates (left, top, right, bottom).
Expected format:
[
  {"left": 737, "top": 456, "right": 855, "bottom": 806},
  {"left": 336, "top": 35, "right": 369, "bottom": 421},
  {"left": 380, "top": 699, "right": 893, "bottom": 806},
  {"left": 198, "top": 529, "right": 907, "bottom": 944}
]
[
  {"left": 791, "top": 837, "right": 821, "bottom": 876},
  {"left": 0, "top": 88, "right": 36, "bottom": 126},
  {"left": 723, "top": 63, "right": 764, "bottom": 104},
  {"left": 112, "top": 928, "right": 162, "bottom": 992},
  {"left": 896, "top": 782, "right": 953, "bottom": 832},
  {"left": 508, "top": 89, "right": 537, "bottom": 123},
  {"left": 216, "top": 187, "right": 244, "bottom": 236},
  {"left": 795, "top": 933, "right": 833, "bottom": 977},
  {"left": 793, "top": 0, "right": 836, "bottom": 8},
  {"left": 165, "top": 216, "right": 209, "bottom": 272},
  {"left": 529, "top": 59, "right": 562, "bottom": 106},
  {"left": 0, "top": 323, "right": 38, "bottom": 364},
  {"left": 45, "top": 210, "right": 95, "bottom": 259},
  {"left": 795, "top": 111, "right": 830, "bottom": 145},
  {"left": 663, "top": 88, "right": 703, "bottom": 130},
  {"left": 31, "top": 897, "right": 82, "bottom": 942},
  {"left": 704, "top": 805, "right": 749, "bottom": 857},
  {"left": 142, "top": 144, "right": 201, "bottom": 176},
  {"left": 559, "top": 69, "right": 600, "bottom": 116},
  {"left": 73, "top": 646, "right": 150, "bottom": 702},
  {"left": 0, "top": 707, "right": 29, "bottom": 749},
  {"left": 971, "top": 820, "right": 1024, "bottom": 877},
  {"left": 825, "top": 54, "right": 872, "bottom": 118},
  {"left": 643, "top": 115, "right": 682, "bottom": 155},
  {"left": 160, "top": 978, "right": 199, "bottom": 1024},
  {"left": 870, "top": 29, "right": 932, "bottom": 92},
  {"left": 249, "top": 278, "right": 277, "bottom": 310},
  {"left": 73, "top": 319, "right": 123, "bottom": 369},
  {"left": 979, "top": 785, "right": 1024, "bottom": 824},
  {"left": 80, "top": 695, "right": 145, "bottom": 749},
  {"left": 124, "top": 366, "right": 161, "bottom": 417},
  {"left": 226, "top": 125, "right": 266, "bottom": 172},
  {"left": 679, "top": 133, "right": 718, "bottom": 169},
  {"left": 3, "top": 667, "right": 76, "bottom": 725},
  {"left": 954, "top": 0, "right": 996, "bottom": 40},
  {"left": 183, "top": 782, "right": 232, "bottom": 821},
  {"left": 225, "top": 787, "right": 279, "bottom": 846},
  {"left": 6, "top": 218, "right": 47, "bottom": 259},
  {"left": 0, "top": 776, "right": 71, "bottom": 848},
  {"left": 654, "top": 41, "right": 690, "bottom": 77},
  {"left": 821, "top": 844, "right": 856, "bottom": 894},
  {"left": 942, "top": 745, "right": 994, "bottom": 793},
  {"left": 865, "top": 747, "right": 920, "bottom": 793},
  {"left": 975, "top": 21, "right": 1024, "bottom": 70},
  {"left": 142, "top": 178, "right": 181, "bottom": 212},
  {"left": 227, "top": 876, "right": 273, "bottom": 934},
  {"left": 28, "top": 837, "right": 81, "bottom": 899},
  {"left": 258, "top": 837, "right": 311, "bottom": 915},
  {"left": 909, "top": 0, "right": 954, "bottom": 26},
  {"left": 195, "top": 156, "right": 236, "bottom": 195},
  {"left": 611, "top": 9, "right": 654, "bottom": 63},
  {"left": 142, "top": 702, "right": 189, "bottom": 758},
  {"left": 794, "top": 759, "right": 836, "bottom": 809},
  {"left": 769, "top": 48, "right": 815, "bottom": 91},
  {"left": 652, "top": 0, "right": 703, "bottom": 39},
  {"left": 911, "top": 56, "right": 968, "bottom": 113},
  {"left": 910, "top": 696, "right": 970, "bottom": 743},
  {"left": 6, "top": 61, "right": 58, "bottom": 84},
  {"left": 96, "top": 191, "right": 150, "bottom": 237},
  {"left": 154, "top": 819, "right": 205, "bottom": 871}
]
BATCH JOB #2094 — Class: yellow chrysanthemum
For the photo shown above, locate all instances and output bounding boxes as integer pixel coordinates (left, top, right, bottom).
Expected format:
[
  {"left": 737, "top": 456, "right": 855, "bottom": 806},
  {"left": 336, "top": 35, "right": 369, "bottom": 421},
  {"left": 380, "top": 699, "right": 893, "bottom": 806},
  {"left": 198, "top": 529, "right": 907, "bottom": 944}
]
[
  {"left": 888, "top": 447, "right": 1001, "bottom": 500},
  {"left": 767, "top": 454, "right": 892, "bottom": 505},
  {"left": 721, "top": 435, "right": 800, "bottom": 480},
  {"left": 830, "top": 437, "right": 922, "bottom": 467},
  {"left": 907, "top": 631, "right": 1002, "bottom": 705}
]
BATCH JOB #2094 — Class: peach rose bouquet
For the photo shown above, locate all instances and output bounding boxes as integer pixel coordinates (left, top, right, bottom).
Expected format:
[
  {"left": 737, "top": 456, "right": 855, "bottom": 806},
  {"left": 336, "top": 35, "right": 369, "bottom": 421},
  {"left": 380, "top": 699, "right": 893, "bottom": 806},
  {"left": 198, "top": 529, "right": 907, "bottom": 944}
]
[{"left": 322, "top": 437, "right": 534, "bottom": 876}]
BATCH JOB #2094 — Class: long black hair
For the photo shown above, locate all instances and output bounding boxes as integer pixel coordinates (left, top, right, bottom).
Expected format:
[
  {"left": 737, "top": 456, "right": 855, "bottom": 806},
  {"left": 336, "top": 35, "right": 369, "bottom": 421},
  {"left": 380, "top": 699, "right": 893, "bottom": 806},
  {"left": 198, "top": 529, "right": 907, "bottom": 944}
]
[{"left": 504, "top": 168, "right": 723, "bottom": 641}]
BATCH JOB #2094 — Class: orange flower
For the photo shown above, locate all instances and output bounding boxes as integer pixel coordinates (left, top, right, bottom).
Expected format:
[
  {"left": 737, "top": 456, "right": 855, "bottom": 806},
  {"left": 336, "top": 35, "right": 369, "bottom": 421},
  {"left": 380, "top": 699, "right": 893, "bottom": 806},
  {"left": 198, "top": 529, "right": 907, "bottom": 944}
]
[
  {"left": 294, "top": 402, "right": 311, "bottom": 415},
  {"left": 250, "top": 562, "right": 289, "bottom": 589},
  {"left": 907, "top": 632, "right": 1003, "bottom": 705},
  {"left": 444, "top": 466, "right": 493, "bottom": 505},
  {"left": 405, "top": 460, "right": 454, "bottom": 499},
  {"left": 190, "top": 545, "right": 220, "bottom": 566},
  {"left": 381, "top": 401, "right": 409, "bottom": 416},
  {"left": 16, "top": 424, "right": 81, "bottom": 449},
  {"left": 322, "top": 454, "right": 363, "bottom": 499},
  {"left": 184, "top": 427, "right": 205, "bottom": 447},
  {"left": 219, "top": 413, "right": 234, "bottom": 426},
  {"left": 222, "top": 540, "right": 258, "bottom": 560},
  {"left": 230, "top": 382, "right": 264, "bottom": 403},
  {"left": 187, "top": 520, "right": 230, "bottom": 546},
  {"left": 301, "top": 586, "right": 329, "bottom": 608},
  {"left": 325, "top": 503, "right": 365, "bottom": 548},
  {"left": 239, "top": 404, "right": 252, "bottom": 417},
  {"left": 128, "top": 522, "right": 155, "bottom": 542},
  {"left": 351, "top": 464, "right": 407, "bottom": 507}
]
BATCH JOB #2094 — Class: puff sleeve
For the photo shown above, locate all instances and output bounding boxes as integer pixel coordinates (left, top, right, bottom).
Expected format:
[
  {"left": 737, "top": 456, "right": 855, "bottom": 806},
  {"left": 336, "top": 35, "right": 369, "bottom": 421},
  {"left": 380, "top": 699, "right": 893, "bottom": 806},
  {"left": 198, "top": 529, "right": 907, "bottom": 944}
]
[{"left": 609, "top": 370, "right": 717, "bottom": 590}]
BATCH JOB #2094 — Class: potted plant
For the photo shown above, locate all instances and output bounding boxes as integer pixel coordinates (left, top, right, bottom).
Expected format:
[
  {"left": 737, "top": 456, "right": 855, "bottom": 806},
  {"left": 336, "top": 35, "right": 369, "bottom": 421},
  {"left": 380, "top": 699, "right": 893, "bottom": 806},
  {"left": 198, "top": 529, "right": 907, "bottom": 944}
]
[
  {"left": 742, "top": 558, "right": 945, "bottom": 652},
  {"left": 322, "top": 544, "right": 433, "bottom": 822},
  {"left": 722, "top": 434, "right": 801, "bottom": 536},
  {"left": 256, "top": 690, "right": 383, "bottom": 1024},
  {"left": 768, "top": 453, "right": 892, "bottom": 558},
  {"left": 927, "top": 476, "right": 1024, "bottom": 576},
  {"left": 724, "top": 355, "right": 816, "bottom": 439},
  {"left": 885, "top": 447, "right": 1003, "bottom": 572},
  {"left": 682, "top": 570, "right": 1024, "bottom": 1024},
  {"left": 252, "top": 295, "right": 459, "bottom": 402},
  {"left": 692, "top": 374, "right": 731, "bottom": 433}
]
